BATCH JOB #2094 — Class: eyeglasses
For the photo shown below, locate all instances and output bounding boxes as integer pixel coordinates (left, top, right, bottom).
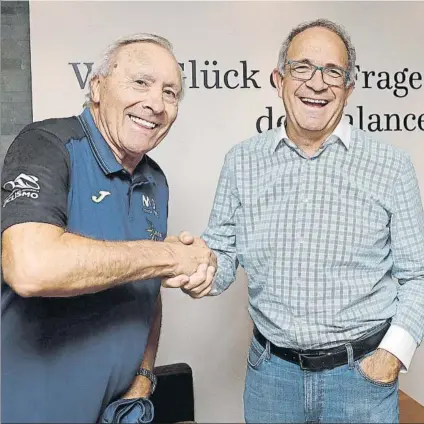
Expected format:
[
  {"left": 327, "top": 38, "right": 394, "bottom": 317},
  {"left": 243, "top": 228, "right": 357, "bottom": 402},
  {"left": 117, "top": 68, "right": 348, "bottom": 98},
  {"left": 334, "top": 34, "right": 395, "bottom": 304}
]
[{"left": 286, "top": 60, "right": 350, "bottom": 87}]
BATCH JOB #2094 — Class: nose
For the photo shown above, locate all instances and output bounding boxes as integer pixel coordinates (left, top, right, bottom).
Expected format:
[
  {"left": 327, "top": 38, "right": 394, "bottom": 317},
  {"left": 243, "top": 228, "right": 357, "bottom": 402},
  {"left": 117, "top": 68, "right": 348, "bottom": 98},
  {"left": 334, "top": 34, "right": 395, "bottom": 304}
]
[
  {"left": 305, "top": 68, "right": 327, "bottom": 91},
  {"left": 142, "top": 87, "right": 165, "bottom": 114}
]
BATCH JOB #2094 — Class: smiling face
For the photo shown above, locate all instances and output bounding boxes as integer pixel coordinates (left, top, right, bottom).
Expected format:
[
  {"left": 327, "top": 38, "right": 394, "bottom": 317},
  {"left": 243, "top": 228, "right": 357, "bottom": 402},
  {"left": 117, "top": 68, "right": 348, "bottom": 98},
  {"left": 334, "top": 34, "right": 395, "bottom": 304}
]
[
  {"left": 273, "top": 27, "right": 354, "bottom": 143},
  {"left": 90, "top": 42, "right": 182, "bottom": 170}
]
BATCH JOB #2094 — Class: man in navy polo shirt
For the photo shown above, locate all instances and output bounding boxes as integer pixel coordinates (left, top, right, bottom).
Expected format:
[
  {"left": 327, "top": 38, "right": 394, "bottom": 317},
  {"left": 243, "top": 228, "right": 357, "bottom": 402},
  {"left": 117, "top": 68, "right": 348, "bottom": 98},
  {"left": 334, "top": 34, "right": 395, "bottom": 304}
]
[{"left": 1, "top": 33, "right": 216, "bottom": 423}]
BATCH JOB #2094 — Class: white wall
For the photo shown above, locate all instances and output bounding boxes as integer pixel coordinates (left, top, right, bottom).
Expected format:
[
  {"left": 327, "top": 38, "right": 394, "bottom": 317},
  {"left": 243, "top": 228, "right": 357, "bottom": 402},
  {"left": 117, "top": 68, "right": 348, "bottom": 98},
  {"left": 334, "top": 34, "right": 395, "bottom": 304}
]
[{"left": 29, "top": 1, "right": 424, "bottom": 419}]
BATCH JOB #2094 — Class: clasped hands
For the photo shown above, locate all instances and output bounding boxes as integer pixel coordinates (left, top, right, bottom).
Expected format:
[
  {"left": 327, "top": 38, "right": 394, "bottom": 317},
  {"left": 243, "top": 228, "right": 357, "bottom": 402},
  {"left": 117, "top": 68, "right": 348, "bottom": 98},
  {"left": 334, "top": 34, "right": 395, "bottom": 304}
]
[{"left": 162, "top": 231, "right": 216, "bottom": 298}]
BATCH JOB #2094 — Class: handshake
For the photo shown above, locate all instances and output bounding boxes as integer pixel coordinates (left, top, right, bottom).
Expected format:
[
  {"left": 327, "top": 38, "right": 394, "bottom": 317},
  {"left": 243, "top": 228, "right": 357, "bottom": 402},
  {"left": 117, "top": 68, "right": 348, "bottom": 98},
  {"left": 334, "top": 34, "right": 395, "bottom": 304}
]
[{"left": 161, "top": 231, "right": 217, "bottom": 299}]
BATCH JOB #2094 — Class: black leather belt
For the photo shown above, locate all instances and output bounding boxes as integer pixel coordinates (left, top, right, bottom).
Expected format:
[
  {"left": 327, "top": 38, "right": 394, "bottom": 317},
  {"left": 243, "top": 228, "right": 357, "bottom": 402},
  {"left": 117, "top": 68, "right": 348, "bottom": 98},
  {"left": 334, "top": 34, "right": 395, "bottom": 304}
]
[{"left": 253, "top": 321, "right": 390, "bottom": 371}]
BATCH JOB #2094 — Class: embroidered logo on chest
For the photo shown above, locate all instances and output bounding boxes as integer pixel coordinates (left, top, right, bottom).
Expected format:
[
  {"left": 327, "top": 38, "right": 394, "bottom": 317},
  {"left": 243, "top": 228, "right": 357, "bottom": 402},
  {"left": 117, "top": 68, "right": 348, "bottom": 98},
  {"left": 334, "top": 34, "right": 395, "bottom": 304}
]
[
  {"left": 146, "top": 219, "right": 164, "bottom": 241},
  {"left": 142, "top": 194, "right": 158, "bottom": 216},
  {"left": 92, "top": 191, "right": 111, "bottom": 203}
]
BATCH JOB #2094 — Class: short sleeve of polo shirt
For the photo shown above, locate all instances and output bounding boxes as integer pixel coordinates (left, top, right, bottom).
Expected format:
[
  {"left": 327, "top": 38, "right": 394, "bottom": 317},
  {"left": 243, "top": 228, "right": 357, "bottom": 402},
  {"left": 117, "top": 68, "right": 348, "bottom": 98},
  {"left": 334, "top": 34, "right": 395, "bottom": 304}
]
[{"left": 1, "top": 128, "right": 70, "bottom": 232}]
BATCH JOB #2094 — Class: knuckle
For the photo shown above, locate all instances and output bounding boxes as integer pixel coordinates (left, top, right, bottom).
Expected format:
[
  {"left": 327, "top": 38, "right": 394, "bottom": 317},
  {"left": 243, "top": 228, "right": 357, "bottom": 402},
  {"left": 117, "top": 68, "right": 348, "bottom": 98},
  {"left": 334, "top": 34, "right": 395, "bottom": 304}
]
[{"left": 192, "top": 278, "right": 203, "bottom": 287}]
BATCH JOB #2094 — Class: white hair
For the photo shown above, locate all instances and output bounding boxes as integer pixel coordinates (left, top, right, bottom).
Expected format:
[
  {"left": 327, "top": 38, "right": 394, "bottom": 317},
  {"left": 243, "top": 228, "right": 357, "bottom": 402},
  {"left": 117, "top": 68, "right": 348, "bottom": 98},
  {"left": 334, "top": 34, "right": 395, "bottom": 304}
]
[
  {"left": 277, "top": 18, "right": 356, "bottom": 86},
  {"left": 84, "top": 33, "right": 185, "bottom": 107}
]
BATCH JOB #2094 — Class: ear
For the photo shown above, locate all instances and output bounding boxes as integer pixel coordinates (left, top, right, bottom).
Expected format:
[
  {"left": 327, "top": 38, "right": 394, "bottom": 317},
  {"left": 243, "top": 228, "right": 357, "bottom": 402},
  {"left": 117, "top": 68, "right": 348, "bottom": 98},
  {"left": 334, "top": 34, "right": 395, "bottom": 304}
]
[
  {"left": 344, "top": 81, "right": 355, "bottom": 106},
  {"left": 90, "top": 76, "right": 102, "bottom": 104},
  {"left": 272, "top": 68, "right": 284, "bottom": 100}
]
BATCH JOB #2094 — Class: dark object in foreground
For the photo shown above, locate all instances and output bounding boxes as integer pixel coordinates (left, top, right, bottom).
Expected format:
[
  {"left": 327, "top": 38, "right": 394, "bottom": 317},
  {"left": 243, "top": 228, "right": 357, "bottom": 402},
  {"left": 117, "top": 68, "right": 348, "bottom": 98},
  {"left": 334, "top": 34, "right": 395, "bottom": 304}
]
[{"left": 151, "top": 363, "right": 195, "bottom": 423}]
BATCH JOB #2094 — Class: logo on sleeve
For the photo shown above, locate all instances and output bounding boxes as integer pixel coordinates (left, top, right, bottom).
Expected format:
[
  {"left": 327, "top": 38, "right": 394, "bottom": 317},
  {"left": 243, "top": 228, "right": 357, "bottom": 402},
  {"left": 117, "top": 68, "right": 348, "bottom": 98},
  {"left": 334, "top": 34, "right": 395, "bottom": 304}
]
[{"left": 3, "top": 173, "right": 40, "bottom": 207}]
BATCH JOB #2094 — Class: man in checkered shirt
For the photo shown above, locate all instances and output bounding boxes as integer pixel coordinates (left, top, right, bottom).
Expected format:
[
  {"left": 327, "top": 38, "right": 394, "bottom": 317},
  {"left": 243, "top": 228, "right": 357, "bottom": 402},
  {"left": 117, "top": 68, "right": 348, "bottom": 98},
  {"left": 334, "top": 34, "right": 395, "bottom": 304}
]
[{"left": 163, "top": 18, "right": 424, "bottom": 423}]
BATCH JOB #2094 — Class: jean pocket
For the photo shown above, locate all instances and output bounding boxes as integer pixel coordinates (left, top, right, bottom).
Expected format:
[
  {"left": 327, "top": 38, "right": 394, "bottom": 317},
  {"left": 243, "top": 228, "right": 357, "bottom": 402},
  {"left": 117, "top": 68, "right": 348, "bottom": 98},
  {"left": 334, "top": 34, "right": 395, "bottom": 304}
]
[
  {"left": 247, "top": 336, "right": 268, "bottom": 369},
  {"left": 354, "top": 351, "right": 399, "bottom": 388}
]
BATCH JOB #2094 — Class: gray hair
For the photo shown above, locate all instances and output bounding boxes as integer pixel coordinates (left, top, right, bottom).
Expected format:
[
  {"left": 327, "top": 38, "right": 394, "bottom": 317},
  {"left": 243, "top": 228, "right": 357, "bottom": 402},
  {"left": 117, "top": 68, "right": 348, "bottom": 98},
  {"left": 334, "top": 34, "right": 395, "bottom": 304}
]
[
  {"left": 84, "top": 33, "right": 185, "bottom": 107},
  {"left": 277, "top": 19, "right": 356, "bottom": 86}
]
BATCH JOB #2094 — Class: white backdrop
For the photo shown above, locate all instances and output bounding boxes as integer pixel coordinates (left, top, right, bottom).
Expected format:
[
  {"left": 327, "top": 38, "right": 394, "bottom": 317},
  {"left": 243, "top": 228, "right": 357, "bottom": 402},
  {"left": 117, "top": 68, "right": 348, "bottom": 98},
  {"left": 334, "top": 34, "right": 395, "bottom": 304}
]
[{"left": 30, "top": 1, "right": 424, "bottom": 420}]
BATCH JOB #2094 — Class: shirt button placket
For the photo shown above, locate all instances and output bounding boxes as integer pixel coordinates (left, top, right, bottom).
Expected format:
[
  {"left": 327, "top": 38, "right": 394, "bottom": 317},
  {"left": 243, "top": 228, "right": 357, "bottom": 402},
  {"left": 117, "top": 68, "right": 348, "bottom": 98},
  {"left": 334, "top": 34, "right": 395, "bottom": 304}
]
[
  {"left": 128, "top": 184, "right": 135, "bottom": 221},
  {"left": 296, "top": 159, "right": 308, "bottom": 278}
]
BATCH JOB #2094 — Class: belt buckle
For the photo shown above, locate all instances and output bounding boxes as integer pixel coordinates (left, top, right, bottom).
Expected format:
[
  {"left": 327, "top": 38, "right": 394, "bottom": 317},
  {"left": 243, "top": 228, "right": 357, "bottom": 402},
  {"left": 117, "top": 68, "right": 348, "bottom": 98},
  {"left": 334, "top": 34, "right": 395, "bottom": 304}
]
[
  {"left": 298, "top": 353, "right": 308, "bottom": 370},
  {"left": 298, "top": 352, "right": 335, "bottom": 371}
]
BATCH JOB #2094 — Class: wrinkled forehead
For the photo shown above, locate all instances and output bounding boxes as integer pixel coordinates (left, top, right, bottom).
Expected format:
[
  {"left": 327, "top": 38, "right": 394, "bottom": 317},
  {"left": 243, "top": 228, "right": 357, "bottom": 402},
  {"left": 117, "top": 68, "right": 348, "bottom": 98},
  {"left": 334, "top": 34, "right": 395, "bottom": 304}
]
[
  {"left": 112, "top": 42, "right": 182, "bottom": 87},
  {"left": 288, "top": 27, "right": 349, "bottom": 68}
]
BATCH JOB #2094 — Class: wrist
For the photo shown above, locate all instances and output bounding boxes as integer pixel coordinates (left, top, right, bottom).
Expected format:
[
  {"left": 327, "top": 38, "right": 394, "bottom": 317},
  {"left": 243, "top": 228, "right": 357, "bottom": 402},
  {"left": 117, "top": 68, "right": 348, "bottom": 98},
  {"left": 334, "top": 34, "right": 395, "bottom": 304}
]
[
  {"left": 377, "top": 348, "right": 401, "bottom": 370},
  {"left": 162, "top": 242, "right": 179, "bottom": 277},
  {"left": 136, "top": 367, "right": 157, "bottom": 394}
]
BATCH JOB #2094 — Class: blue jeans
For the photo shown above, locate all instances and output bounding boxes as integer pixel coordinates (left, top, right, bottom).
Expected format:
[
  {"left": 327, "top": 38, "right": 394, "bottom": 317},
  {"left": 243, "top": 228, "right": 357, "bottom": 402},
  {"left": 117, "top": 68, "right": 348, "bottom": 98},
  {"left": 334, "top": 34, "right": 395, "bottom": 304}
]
[{"left": 244, "top": 335, "right": 399, "bottom": 423}]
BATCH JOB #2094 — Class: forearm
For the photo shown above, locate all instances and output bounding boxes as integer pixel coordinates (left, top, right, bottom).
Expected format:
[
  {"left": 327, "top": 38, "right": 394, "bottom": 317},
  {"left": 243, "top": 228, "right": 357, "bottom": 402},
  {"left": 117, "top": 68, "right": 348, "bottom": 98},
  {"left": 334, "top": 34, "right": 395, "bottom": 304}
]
[
  {"left": 389, "top": 153, "right": 424, "bottom": 345},
  {"left": 122, "top": 294, "right": 162, "bottom": 399},
  {"left": 40, "top": 233, "right": 175, "bottom": 296},
  {"left": 140, "top": 293, "right": 162, "bottom": 371},
  {"left": 3, "top": 223, "right": 178, "bottom": 297},
  {"left": 391, "top": 277, "right": 424, "bottom": 344},
  {"left": 200, "top": 150, "right": 240, "bottom": 296}
]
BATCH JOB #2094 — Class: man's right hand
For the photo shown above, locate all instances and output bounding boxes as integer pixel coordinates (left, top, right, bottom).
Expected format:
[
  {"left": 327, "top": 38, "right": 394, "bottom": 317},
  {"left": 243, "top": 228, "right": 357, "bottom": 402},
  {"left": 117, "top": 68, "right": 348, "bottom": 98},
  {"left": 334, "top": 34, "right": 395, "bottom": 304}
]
[
  {"left": 162, "top": 232, "right": 217, "bottom": 298},
  {"left": 164, "top": 231, "right": 215, "bottom": 279}
]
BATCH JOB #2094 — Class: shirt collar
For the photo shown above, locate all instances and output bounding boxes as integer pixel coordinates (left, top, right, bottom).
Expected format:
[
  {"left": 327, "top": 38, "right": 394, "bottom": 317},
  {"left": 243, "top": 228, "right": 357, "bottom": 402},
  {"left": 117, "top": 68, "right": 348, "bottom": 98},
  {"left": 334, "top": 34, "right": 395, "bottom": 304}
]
[
  {"left": 78, "top": 108, "right": 123, "bottom": 175},
  {"left": 133, "top": 157, "right": 156, "bottom": 185},
  {"left": 273, "top": 116, "right": 352, "bottom": 152},
  {"left": 78, "top": 108, "right": 156, "bottom": 183}
]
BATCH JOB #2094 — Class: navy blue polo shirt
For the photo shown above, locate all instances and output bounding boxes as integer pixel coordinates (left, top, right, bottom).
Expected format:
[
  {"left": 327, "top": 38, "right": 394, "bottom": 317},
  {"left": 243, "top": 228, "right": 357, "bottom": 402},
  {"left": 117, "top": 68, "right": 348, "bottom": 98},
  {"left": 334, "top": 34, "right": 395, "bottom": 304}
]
[{"left": 1, "top": 108, "right": 168, "bottom": 423}]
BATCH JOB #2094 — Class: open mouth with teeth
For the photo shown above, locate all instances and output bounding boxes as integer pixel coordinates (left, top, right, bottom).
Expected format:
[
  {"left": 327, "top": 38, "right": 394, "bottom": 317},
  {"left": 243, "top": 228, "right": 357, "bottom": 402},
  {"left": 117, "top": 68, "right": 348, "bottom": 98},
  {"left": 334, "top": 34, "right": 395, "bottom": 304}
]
[
  {"left": 300, "top": 97, "right": 329, "bottom": 108},
  {"left": 129, "top": 114, "right": 158, "bottom": 130}
]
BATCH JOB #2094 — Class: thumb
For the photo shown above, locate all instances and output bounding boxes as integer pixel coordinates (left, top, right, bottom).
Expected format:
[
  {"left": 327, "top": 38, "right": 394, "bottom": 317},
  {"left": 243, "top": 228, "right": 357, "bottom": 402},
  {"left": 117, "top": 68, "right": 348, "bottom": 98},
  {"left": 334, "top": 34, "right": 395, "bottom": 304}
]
[
  {"left": 178, "top": 231, "right": 194, "bottom": 245},
  {"left": 162, "top": 275, "right": 190, "bottom": 288}
]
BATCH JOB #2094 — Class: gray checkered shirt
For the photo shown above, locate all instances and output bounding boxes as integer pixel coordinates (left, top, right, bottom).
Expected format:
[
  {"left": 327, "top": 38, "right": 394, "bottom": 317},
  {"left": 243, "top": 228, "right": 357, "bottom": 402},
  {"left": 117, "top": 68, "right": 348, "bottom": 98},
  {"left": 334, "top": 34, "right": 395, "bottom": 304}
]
[{"left": 202, "top": 119, "right": 424, "bottom": 349}]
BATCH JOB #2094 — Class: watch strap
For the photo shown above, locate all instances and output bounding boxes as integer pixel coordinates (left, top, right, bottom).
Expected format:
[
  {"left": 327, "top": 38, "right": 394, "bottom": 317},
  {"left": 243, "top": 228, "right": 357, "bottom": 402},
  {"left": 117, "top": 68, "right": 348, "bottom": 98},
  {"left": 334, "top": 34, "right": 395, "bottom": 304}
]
[{"left": 135, "top": 368, "right": 157, "bottom": 394}]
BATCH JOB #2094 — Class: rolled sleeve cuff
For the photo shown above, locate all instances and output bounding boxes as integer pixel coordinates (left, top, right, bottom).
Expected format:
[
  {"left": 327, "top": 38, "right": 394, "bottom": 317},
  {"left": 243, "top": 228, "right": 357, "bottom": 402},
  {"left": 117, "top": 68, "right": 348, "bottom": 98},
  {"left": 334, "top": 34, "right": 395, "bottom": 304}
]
[
  {"left": 378, "top": 325, "right": 417, "bottom": 372},
  {"left": 208, "top": 271, "right": 226, "bottom": 296}
]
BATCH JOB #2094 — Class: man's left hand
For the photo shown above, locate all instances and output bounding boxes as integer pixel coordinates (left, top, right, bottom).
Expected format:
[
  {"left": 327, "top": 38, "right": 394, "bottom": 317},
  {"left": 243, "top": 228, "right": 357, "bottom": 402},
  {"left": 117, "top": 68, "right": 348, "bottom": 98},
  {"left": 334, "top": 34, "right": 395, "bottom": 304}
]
[
  {"left": 121, "top": 375, "right": 152, "bottom": 399},
  {"left": 180, "top": 262, "right": 216, "bottom": 298},
  {"left": 359, "top": 348, "right": 402, "bottom": 384}
]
